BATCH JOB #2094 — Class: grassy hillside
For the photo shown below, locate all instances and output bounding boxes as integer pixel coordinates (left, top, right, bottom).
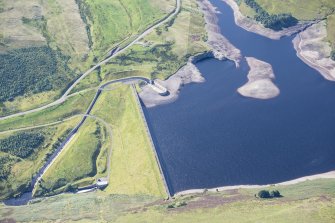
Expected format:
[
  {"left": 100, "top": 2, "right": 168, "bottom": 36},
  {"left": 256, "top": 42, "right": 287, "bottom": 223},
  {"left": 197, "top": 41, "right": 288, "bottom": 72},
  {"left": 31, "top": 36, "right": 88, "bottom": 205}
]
[
  {"left": 254, "top": 0, "right": 335, "bottom": 20},
  {"left": 1, "top": 179, "right": 334, "bottom": 222},
  {"left": 78, "top": 0, "right": 175, "bottom": 57},
  {"left": 71, "top": 0, "right": 209, "bottom": 93},
  {"left": 91, "top": 85, "right": 166, "bottom": 197},
  {"left": 0, "top": 89, "right": 96, "bottom": 132},
  {"left": 35, "top": 119, "right": 109, "bottom": 196},
  {"left": 238, "top": 0, "right": 335, "bottom": 52},
  {"left": 0, "top": 0, "right": 174, "bottom": 115},
  {"left": 0, "top": 117, "right": 81, "bottom": 200}
]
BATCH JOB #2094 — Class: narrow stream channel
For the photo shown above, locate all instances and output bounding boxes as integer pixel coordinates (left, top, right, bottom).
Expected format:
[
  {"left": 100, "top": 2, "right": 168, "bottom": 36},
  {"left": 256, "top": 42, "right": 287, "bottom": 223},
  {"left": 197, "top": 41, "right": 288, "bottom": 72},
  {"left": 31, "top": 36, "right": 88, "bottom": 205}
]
[{"left": 144, "top": 0, "right": 335, "bottom": 195}]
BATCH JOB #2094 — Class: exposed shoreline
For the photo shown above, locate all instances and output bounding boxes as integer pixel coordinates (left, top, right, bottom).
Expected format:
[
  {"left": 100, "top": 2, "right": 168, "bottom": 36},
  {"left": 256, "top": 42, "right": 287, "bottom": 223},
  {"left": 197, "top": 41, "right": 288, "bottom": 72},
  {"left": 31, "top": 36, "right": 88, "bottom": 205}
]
[
  {"left": 292, "top": 21, "right": 335, "bottom": 81},
  {"left": 237, "top": 57, "right": 280, "bottom": 99},
  {"left": 198, "top": 0, "right": 242, "bottom": 66},
  {"left": 139, "top": 0, "right": 243, "bottom": 107},
  {"left": 221, "top": 0, "right": 316, "bottom": 40},
  {"left": 139, "top": 59, "right": 205, "bottom": 107},
  {"left": 174, "top": 170, "right": 335, "bottom": 197}
]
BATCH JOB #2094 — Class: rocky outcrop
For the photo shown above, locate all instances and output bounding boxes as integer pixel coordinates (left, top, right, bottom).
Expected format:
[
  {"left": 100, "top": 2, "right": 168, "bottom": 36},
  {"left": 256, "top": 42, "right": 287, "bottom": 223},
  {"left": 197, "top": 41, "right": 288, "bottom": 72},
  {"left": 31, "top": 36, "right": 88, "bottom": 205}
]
[
  {"left": 237, "top": 57, "right": 280, "bottom": 99},
  {"left": 293, "top": 21, "right": 335, "bottom": 81},
  {"left": 222, "top": 0, "right": 315, "bottom": 40},
  {"left": 198, "top": 0, "right": 242, "bottom": 66}
]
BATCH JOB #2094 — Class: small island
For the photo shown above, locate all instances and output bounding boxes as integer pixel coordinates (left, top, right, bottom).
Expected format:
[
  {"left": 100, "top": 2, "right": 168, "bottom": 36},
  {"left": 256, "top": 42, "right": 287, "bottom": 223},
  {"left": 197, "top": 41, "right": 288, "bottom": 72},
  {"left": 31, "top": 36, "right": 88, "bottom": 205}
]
[{"left": 237, "top": 57, "right": 280, "bottom": 99}]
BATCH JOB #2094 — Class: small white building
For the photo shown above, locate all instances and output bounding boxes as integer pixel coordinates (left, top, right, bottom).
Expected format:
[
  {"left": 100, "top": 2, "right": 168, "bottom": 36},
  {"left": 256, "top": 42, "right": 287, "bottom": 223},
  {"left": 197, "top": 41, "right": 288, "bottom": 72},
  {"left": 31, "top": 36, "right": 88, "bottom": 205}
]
[{"left": 96, "top": 178, "right": 108, "bottom": 188}]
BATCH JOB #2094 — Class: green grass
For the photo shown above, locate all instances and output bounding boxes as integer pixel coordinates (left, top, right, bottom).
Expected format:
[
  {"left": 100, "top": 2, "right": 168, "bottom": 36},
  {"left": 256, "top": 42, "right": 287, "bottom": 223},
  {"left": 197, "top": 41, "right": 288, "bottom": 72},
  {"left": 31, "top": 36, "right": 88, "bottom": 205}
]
[
  {"left": 78, "top": 0, "right": 175, "bottom": 57},
  {"left": 255, "top": 0, "right": 335, "bottom": 20},
  {"left": 1, "top": 179, "right": 335, "bottom": 222},
  {"left": 0, "top": 89, "right": 96, "bottom": 132},
  {"left": 71, "top": 0, "right": 209, "bottom": 93},
  {"left": 327, "top": 14, "right": 335, "bottom": 49},
  {"left": 238, "top": 1, "right": 257, "bottom": 18},
  {"left": 34, "top": 118, "right": 108, "bottom": 196},
  {"left": 0, "top": 117, "right": 81, "bottom": 200},
  {"left": 90, "top": 84, "right": 166, "bottom": 197}
]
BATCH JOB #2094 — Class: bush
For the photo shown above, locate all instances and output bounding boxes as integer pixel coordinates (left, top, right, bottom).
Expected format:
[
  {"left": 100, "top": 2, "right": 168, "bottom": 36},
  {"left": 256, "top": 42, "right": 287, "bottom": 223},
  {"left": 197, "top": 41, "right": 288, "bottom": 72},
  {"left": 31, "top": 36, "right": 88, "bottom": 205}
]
[
  {"left": 166, "top": 201, "right": 187, "bottom": 209},
  {"left": 0, "top": 155, "right": 19, "bottom": 179},
  {"left": 258, "top": 190, "right": 271, "bottom": 198},
  {"left": 258, "top": 190, "right": 282, "bottom": 198},
  {"left": 271, "top": 190, "right": 281, "bottom": 198},
  {"left": 64, "top": 184, "right": 78, "bottom": 193}
]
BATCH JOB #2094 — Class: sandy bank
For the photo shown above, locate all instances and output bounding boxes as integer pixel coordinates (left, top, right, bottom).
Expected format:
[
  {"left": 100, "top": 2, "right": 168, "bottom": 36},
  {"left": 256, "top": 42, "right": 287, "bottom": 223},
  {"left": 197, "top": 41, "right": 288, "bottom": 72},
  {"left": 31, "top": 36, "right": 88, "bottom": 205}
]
[
  {"left": 237, "top": 57, "right": 279, "bottom": 99},
  {"left": 198, "top": 0, "right": 242, "bottom": 66},
  {"left": 139, "top": 60, "right": 204, "bottom": 107},
  {"left": 293, "top": 21, "right": 335, "bottom": 81},
  {"left": 222, "top": 0, "right": 315, "bottom": 40},
  {"left": 174, "top": 170, "right": 335, "bottom": 197}
]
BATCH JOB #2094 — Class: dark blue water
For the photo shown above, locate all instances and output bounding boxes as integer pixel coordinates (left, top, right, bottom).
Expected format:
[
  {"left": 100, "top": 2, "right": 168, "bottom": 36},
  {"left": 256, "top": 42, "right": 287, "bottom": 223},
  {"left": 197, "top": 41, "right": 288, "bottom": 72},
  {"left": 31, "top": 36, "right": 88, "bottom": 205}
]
[{"left": 144, "top": 0, "right": 335, "bottom": 195}]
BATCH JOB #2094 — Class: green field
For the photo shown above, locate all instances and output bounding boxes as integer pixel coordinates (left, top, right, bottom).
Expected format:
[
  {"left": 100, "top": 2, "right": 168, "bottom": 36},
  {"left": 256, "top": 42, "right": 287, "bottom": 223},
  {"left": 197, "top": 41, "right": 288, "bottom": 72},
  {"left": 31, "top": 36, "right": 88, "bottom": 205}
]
[
  {"left": 0, "top": 90, "right": 95, "bottom": 132},
  {"left": 1, "top": 179, "right": 334, "bottom": 222},
  {"left": 0, "top": 117, "right": 81, "bottom": 200},
  {"left": 34, "top": 118, "right": 110, "bottom": 196},
  {"left": 91, "top": 84, "right": 166, "bottom": 197},
  {"left": 76, "top": 0, "right": 175, "bottom": 57}
]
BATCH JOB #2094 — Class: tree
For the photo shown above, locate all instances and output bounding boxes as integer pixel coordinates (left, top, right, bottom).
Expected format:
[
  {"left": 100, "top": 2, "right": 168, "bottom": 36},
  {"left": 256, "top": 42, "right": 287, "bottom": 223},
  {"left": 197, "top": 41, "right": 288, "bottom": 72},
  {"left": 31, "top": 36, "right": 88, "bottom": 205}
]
[
  {"left": 258, "top": 190, "right": 271, "bottom": 198},
  {"left": 271, "top": 190, "right": 281, "bottom": 198}
]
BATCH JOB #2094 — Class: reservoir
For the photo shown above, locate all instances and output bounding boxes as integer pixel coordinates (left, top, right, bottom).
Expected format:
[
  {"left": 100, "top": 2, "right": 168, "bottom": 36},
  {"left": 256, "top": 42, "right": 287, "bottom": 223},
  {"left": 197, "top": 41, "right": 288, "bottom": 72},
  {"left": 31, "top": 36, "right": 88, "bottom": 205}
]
[{"left": 144, "top": 0, "right": 335, "bottom": 195}]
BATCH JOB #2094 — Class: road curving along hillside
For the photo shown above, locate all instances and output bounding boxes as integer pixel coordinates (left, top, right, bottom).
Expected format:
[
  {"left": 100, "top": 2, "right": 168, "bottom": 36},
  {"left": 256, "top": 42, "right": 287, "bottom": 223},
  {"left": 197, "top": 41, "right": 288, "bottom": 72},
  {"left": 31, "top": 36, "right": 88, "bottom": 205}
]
[{"left": 0, "top": 0, "right": 181, "bottom": 122}]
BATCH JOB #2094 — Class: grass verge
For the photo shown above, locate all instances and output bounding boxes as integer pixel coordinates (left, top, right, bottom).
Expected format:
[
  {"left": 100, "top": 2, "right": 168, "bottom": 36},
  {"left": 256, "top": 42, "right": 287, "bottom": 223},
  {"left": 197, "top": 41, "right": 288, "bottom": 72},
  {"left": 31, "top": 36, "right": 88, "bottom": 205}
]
[
  {"left": 1, "top": 179, "right": 334, "bottom": 222},
  {"left": 0, "top": 89, "right": 96, "bottom": 132}
]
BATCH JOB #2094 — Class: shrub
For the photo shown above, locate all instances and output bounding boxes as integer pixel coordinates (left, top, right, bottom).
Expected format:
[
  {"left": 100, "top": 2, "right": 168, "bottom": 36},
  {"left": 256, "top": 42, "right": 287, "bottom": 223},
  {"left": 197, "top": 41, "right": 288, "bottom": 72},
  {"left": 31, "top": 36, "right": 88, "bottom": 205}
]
[
  {"left": 0, "top": 155, "right": 19, "bottom": 179},
  {"left": 166, "top": 201, "right": 187, "bottom": 209},
  {"left": 258, "top": 190, "right": 271, "bottom": 198},
  {"left": 64, "top": 184, "right": 78, "bottom": 193},
  {"left": 271, "top": 190, "right": 281, "bottom": 198},
  {"left": 258, "top": 190, "right": 282, "bottom": 198}
]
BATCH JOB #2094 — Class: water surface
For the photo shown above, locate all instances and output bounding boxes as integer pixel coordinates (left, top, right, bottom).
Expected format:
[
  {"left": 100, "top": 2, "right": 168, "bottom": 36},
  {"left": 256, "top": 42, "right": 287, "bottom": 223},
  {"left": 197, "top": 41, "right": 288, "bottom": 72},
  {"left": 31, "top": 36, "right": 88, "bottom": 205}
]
[{"left": 145, "top": 0, "right": 335, "bottom": 194}]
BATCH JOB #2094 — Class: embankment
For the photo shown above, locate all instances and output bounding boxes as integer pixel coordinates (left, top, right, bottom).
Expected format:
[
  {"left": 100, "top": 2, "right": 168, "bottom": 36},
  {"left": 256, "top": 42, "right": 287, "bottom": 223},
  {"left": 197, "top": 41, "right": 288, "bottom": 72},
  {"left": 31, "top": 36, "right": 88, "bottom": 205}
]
[
  {"left": 293, "top": 21, "right": 335, "bottom": 81},
  {"left": 198, "top": 0, "right": 242, "bottom": 66}
]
